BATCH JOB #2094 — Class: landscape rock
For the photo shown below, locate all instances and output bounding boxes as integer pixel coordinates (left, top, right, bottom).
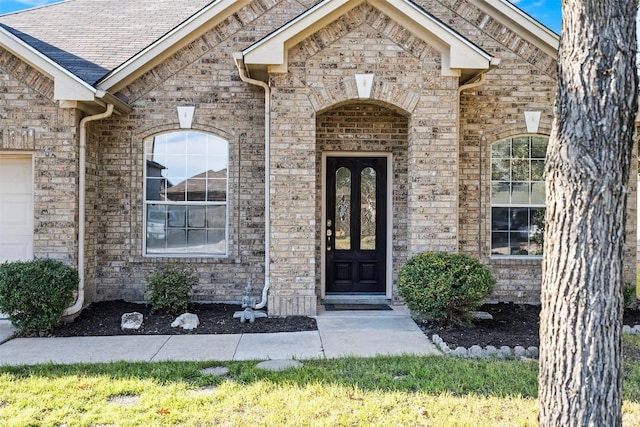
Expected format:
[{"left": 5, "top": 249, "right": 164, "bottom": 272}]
[
  {"left": 632, "top": 325, "right": 640, "bottom": 334},
  {"left": 623, "top": 325, "right": 632, "bottom": 334},
  {"left": 513, "top": 346, "right": 526, "bottom": 358},
  {"left": 469, "top": 345, "right": 484, "bottom": 357},
  {"left": 527, "top": 346, "right": 539, "bottom": 358},
  {"left": 121, "top": 312, "right": 143, "bottom": 330},
  {"left": 200, "top": 367, "right": 229, "bottom": 376},
  {"left": 453, "top": 347, "right": 468, "bottom": 358},
  {"left": 171, "top": 313, "right": 199, "bottom": 330},
  {"left": 484, "top": 346, "right": 498, "bottom": 357},
  {"left": 471, "top": 311, "right": 494, "bottom": 320},
  {"left": 498, "top": 346, "right": 512, "bottom": 358}
]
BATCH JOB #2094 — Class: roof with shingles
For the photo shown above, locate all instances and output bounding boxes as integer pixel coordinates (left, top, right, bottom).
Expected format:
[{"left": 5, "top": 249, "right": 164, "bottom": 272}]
[{"left": 0, "top": 0, "right": 214, "bottom": 84}]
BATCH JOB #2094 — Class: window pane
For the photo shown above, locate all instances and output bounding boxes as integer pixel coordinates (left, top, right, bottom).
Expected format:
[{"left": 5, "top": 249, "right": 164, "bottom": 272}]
[
  {"left": 512, "top": 137, "right": 530, "bottom": 159},
  {"left": 491, "top": 232, "right": 509, "bottom": 255},
  {"left": 492, "top": 139, "right": 511, "bottom": 158},
  {"left": 530, "top": 208, "right": 545, "bottom": 255},
  {"left": 491, "top": 159, "right": 510, "bottom": 181},
  {"left": 491, "top": 182, "right": 510, "bottom": 204},
  {"left": 511, "top": 182, "right": 529, "bottom": 204},
  {"left": 167, "top": 229, "right": 187, "bottom": 252},
  {"left": 512, "top": 159, "right": 529, "bottom": 181},
  {"left": 186, "top": 178, "right": 207, "bottom": 201},
  {"left": 531, "top": 136, "right": 548, "bottom": 158},
  {"left": 168, "top": 205, "right": 186, "bottom": 227},
  {"left": 531, "top": 182, "right": 545, "bottom": 204},
  {"left": 145, "top": 131, "right": 228, "bottom": 256},
  {"left": 510, "top": 208, "right": 529, "bottom": 231},
  {"left": 510, "top": 231, "right": 529, "bottom": 255},
  {"left": 207, "top": 229, "right": 226, "bottom": 255},
  {"left": 207, "top": 178, "right": 227, "bottom": 202},
  {"left": 335, "top": 167, "right": 351, "bottom": 251},
  {"left": 531, "top": 160, "right": 545, "bottom": 181},
  {"left": 360, "top": 167, "right": 376, "bottom": 250},
  {"left": 492, "top": 207, "right": 510, "bottom": 231},
  {"left": 188, "top": 206, "right": 206, "bottom": 228},
  {"left": 206, "top": 205, "right": 226, "bottom": 228}
]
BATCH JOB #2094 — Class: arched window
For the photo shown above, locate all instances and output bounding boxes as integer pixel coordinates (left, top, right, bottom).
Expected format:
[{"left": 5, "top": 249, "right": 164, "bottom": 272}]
[
  {"left": 491, "top": 135, "right": 547, "bottom": 257},
  {"left": 144, "top": 131, "right": 228, "bottom": 256}
]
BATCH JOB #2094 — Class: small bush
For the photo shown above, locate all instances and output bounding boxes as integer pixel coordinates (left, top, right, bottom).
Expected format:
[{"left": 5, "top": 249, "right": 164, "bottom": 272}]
[
  {"left": 0, "top": 259, "right": 78, "bottom": 334},
  {"left": 398, "top": 252, "right": 495, "bottom": 325},
  {"left": 146, "top": 263, "right": 198, "bottom": 314}
]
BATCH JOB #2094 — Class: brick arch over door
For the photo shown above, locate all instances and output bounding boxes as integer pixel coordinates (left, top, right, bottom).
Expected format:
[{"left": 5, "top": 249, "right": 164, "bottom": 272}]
[{"left": 315, "top": 101, "right": 409, "bottom": 301}]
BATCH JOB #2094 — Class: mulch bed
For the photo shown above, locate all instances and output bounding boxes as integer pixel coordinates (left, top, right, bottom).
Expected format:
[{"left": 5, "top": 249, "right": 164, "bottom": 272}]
[
  {"left": 47, "top": 300, "right": 317, "bottom": 337},
  {"left": 419, "top": 302, "right": 640, "bottom": 349},
  {"left": 42, "top": 300, "right": 640, "bottom": 350}
]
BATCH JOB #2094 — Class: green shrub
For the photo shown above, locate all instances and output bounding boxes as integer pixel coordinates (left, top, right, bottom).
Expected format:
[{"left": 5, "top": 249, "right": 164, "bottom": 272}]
[
  {"left": 0, "top": 259, "right": 78, "bottom": 334},
  {"left": 146, "top": 263, "right": 198, "bottom": 314},
  {"left": 398, "top": 252, "right": 495, "bottom": 325}
]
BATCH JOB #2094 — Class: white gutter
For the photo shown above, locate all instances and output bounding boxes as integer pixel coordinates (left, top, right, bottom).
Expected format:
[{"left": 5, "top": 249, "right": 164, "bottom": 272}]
[
  {"left": 63, "top": 104, "right": 114, "bottom": 317},
  {"left": 233, "top": 52, "right": 270, "bottom": 311}
]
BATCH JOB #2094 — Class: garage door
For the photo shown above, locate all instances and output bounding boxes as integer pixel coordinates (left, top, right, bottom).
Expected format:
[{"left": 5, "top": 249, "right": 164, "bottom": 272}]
[{"left": 0, "top": 155, "right": 33, "bottom": 262}]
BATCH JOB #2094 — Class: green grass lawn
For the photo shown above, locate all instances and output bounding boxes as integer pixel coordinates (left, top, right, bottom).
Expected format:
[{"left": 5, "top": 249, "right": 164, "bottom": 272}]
[{"left": 1, "top": 336, "right": 640, "bottom": 426}]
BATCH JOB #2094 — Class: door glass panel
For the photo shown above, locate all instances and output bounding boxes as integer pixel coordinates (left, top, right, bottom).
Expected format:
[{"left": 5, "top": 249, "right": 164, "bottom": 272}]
[
  {"left": 335, "top": 167, "right": 351, "bottom": 250},
  {"left": 360, "top": 167, "right": 376, "bottom": 250}
]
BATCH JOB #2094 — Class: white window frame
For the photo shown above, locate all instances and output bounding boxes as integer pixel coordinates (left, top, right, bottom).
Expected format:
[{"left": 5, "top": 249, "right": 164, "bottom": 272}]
[
  {"left": 143, "top": 131, "right": 229, "bottom": 258},
  {"left": 490, "top": 134, "right": 547, "bottom": 258}
]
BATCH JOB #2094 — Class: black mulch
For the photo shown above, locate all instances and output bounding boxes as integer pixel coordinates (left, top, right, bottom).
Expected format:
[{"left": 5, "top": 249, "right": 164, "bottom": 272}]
[
  {"left": 47, "top": 300, "right": 317, "bottom": 337},
  {"left": 418, "top": 302, "right": 640, "bottom": 349}
]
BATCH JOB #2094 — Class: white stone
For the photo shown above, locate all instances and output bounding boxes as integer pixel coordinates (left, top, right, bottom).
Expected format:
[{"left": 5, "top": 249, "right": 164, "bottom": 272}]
[
  {"left": 255, "top": 359, "right": 302, "bottom": 371},
  {"left": 453, "top": 347, "right": 468, "bottom": 358},
  {"left": 171, "top": 313, "right": 199, "bottom": 330},
  {"left": 121, "top": 312, "right": 143, "bottom": 330},
  {"left": 471, "top": 311, "right": 493, "bottom": 320},
  {"left": 485, "top": 345, "right": 498, "bottom": 357},
  {"left": 632, "top": 325, "right": 640, "bottom": 334},
  {"left": 527, "top": 346, "right": 539, "bottom": 358},
  {"left": 498, "top": 346, "right": 512, "bottom": 358},
  {"left": 469, "top": 345, "right": 484, "bottom": 357},
  {"left": 514, "top": 346, "right": 527, "bottom": 358},
  {"left": 623, "top": 325, "right": 633, "bottom": 334},
  {"left": 431, "top": 334, "right": 442, "bottom": 345}
]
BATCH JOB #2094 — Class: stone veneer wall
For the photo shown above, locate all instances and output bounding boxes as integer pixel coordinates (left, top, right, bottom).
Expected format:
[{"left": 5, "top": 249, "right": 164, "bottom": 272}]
[
  {"left": 90, "top": 0, "right": 309, "bottom": 304},
  {"left": 0, "top": 48, "right": 80, "bottom": 265},
  {"left": 267, "top": 3, "right": 459, "bottom": 314}
]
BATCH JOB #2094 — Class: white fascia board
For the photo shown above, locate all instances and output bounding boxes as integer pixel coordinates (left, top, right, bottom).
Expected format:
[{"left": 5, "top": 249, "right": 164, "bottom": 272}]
[
  {"left": 0, "top": 26, "right": 95, "bottom": 101},
  {"left": 242, "top": 0, "right": 491, "bottom": 74},
  {"left": 479, "top": 0, "right": 559, "bottom": 55},
  {"left": 97, "top": 0, "right": 250, "bottom": 91}
]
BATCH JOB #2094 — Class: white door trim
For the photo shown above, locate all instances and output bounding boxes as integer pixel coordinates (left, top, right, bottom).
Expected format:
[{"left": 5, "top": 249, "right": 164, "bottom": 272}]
[{"left": 321, "top": 151, "right": 393, "bottom": 299}]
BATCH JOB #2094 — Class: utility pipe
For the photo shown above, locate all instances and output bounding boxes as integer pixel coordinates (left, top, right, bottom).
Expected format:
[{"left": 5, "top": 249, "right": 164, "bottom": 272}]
[
  {"left": 64, "top": 104, "right": 114, "bottom": 317},
  {"left": 233, "top": 53, "right": 271, "bottom": 310}
]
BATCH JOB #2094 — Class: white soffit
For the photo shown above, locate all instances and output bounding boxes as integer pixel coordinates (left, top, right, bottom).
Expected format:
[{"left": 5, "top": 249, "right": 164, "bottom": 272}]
[
  {"left": 0, "top": 26, "right": 95, "bottom": 101},
  {"left": 97, "top": 0, "right": 251, "bottom": 92},
  {"left": 242, "top": 0, "right": 493, "bottom": 77}
]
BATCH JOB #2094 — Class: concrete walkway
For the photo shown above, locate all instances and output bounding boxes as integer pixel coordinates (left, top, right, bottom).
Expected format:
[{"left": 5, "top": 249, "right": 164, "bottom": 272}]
[{"left": 0, "top": 306, "right": 439, "bottom": 365}]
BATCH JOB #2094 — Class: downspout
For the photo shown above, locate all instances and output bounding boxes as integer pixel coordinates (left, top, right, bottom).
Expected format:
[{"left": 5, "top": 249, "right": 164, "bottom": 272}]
[
  {"left": 64, "top": 104, "right": 115, "bottom": 317},
  {"left": 233, "top": 53, "right": 270, "bottom": 310},
  {"left": 457, "top": 73, "right": 486, "bottom": 257}
]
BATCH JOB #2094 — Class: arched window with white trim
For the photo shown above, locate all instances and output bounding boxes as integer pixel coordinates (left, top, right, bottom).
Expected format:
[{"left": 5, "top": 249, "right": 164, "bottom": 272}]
[
  {"left": 144, "top": 131, "right": 228, "bottom": 256},
  {"left": 490, "top": 135, "right": 547, "bottom": 257}
]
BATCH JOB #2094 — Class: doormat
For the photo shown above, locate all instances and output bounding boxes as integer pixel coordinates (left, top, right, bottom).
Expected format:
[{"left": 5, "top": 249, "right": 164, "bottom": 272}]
[{"left": 323, "top": 304, "right": 393, "bottom": 311}]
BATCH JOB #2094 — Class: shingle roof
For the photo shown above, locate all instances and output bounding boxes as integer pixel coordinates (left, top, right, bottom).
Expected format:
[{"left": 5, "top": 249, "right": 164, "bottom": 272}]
[{"left": 0, "top": 0, "right": 213, "bottom": 84}]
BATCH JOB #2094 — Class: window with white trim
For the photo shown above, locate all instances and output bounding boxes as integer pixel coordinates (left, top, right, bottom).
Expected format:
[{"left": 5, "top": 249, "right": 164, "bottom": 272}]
[
  {"left": 490, "top": 135, "right": 547, "bottom": 257},
  {"left": 144, "top": 131, "right": 228, "bottom": 256}
]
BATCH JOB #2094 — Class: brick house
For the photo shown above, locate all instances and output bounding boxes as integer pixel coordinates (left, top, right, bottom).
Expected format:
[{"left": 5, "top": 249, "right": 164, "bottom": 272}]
[{"left": 0, "top": 0, "right": 635, "bottom": 317}]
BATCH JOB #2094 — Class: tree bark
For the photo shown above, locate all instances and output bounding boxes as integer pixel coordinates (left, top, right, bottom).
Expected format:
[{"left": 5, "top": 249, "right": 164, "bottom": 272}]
[{"left": 539, "top": 1, "right": 638, "bottom": 425}]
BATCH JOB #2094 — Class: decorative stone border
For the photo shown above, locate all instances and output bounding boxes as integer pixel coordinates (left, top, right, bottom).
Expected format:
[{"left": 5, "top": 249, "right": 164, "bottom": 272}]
[{"left": 432, "top": 324, "right": 640, "bottom": 360}]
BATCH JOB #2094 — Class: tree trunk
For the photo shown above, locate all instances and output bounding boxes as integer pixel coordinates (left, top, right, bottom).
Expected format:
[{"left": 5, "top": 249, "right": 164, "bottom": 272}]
[{"left": 538, "top": 1, "right": 638, "bottom": 425}]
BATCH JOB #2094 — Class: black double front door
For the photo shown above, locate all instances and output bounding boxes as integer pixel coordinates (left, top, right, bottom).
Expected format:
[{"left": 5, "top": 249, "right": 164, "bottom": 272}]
[{"left": 325, "top": 156, "right": 387, "bottom": 293}]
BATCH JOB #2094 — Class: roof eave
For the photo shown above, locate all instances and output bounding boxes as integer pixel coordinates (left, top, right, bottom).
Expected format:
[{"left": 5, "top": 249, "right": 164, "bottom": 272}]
[
  {"left": 241, "top": 0, "right": 494, "bottom": 79},
  {"left": 0, "top": 26, "right": 130, "bottom": 114}
]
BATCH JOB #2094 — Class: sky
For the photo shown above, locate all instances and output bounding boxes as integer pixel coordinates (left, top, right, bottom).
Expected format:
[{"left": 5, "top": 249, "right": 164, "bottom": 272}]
[{"left": 0, "top": 0, "right": 563, "bottom": 33}]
